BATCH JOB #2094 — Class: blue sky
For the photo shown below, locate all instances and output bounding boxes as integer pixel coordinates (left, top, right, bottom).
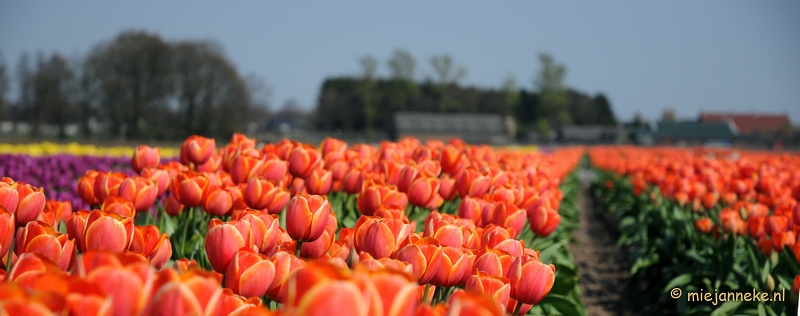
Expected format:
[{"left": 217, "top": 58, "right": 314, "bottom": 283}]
[{"left": 1, "top": 1, "right": 799, "bottom": 122}]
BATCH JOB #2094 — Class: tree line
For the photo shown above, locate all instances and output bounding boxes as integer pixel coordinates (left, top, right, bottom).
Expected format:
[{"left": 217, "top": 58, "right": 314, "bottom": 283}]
[
  {"left": 0, "top": 31, "right": 269, "bottom": 141},
  {"left": 0, "top": 31, "right": 617, "bottom": 142},
  {"left": 314, "top": 50, "right": 617, "bottom": 140}
]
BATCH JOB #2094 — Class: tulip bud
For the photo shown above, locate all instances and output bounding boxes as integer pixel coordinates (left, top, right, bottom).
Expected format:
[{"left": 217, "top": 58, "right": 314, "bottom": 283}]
[
  {"left": 203, "top": 186, "right": 233, "bottom": 216},
  {"left": 132, "top": 145, "right": 161, "bottom": 173},
  {"left": 77, "top": 170, "right": 100, "bottom": 205},
  {"left": 15, "top": 220, "right": 75, "bottom": 271},
  {"left": 205, "top": 218, "right": 253, "bottom": 273},
  {"left": 181, "top": 135, "right": 216, "bottom": 165},
  {"left": 102, "top": 196, "right": 136, "bottom": 218},
  {"left": 0, "top": 181, "right": 20, "bottom": 216},
  {"left": 244, "top": 177, "right": 290, "bottom": 213},
  {"left": 285, "top": 194, "right": 331, "bottom": 242},
  {"left": 507, "top": 254, "right": 555, "bottom": 305},
  {"left": 287, "top": 145, "right": 322, "bottom": 178},
  {"left": 0, "top": 207, "right": 15, "bottom": 269},
  {"left": 171, "top": 172, "right": 209, "bottom": 208},
  {"left": 141, "top": 168, "right": 171, "bottom": 198},
  {"left": 15, "top": 182, "right": 46, "bottom": 226},
  {"left": 225, "top": 248, "right": 276, "bottom": 298},
  {"left": 82, "top": 210, "right": 135, "bottom": 253},
  {"left": 129, "top": 225, "right": 172, "bottom": 269},
  {"left": 694, "top": 217, "right": 713, "bottom": 234},
  {"left": 305, "top": 168, "right": 333, "bottom": 195},
  {"left": 354, "top": 216, "right": 412, "bottom": 259},
  {"left": 93, "top": 172, "right": 127, "bottom": 203},
  {"left": 117, "top": 176, "right": 159, "bottom": 212}
]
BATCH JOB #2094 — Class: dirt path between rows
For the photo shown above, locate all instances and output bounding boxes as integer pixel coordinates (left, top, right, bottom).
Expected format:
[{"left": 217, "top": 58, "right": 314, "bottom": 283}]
[{"left": 570, "top": 166, "right": 648, "bottom": 316}]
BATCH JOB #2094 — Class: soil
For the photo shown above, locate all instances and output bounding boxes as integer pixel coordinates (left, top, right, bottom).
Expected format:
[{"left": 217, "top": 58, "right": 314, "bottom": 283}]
[{"left": 570, "top": 167, "right": 651, "bottom": 316}]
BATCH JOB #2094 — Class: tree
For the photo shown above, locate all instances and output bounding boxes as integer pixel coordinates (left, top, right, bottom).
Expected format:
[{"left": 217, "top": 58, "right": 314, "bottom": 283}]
[
  {"left": 660, "top": 108, "right": 677, "bottom": 122},
  {"left": 0, "top": 50, "right": 8, "bottom": 120},
  {"left": 359, "top": 55, "right": 378, "bottom": 134},
  {"left": 33, "top": 54, "right": 76, "bottom": 139},
  {"left": 84, "top": 31, "right": 175, "bottom": 140},
  {"left": 535, "top": 53, "right": 570, "bottom": 127},
  {"left": 429, "top": 54, "right": 467, "bottom": 112},
  {"left": 387, "top": 49, "right": 416, "bottom": 81},
  {"left": 501, "top": 75, "right": 519, "bottom": 107},
  {"left": 593, "top": 93, "right": 617, "bottom": 125}
]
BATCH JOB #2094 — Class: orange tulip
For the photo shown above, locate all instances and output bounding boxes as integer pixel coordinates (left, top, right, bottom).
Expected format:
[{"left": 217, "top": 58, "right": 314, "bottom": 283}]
[
  {"left": 747, "top": 216, "right": 767, "bottom": 239},
  {"left": 84, "top": 258, "right": 154, "bottom": 316},
  {"left": 772, "top": 231, "right": 796, "bottom": 252},
  {"left": 287, "top": 145, "right": 323, "bottom": 178},
  {"left": 230, "top": 154, "right": 264, "bottom": 184},
  {"left": 528, "top": 204, "right": 560, "bottom": 238},
  {"left": 15, "top": 182, "right": 46, "bottom": 226},
  {"left": 300, "top": 213, "right": 337, "bottom": 259},
  {"left": 244, "top": 177, "right": 290, "bottom": 213},
  {"left": 694, "top": 217, "right": 713, "bottom": 234},
  {"left": 6, "top": 252, "right": 61, "bottom": 285},
  {"left": 14, "top": 220, "right": 75, "bottom": 271},
  {"left": 205, "top": 218, "right": 253, "bottom": 273},
  {"left": 394, "top": 237, "right": 442, "bottom": 283},
  {"left": 285, "top": 194, "right": 330, "bottom": 242},
  {"left": 76, "top": 171, "right": 100, "bottom": 205},
  {"left": 0, "top": 181, "right": 19, "bottom": 216},
  {"left": 354, "top": 216, "right": 412, "bottom": 259},
  {"left": 430, "top": 246, "right": 472, "bottom": 287},
  {"left": 440, "top": 145, "right": 467, "bottom": 176},
  {"left": 117, "top": 176, "right": 159, "bottom": 212},
  {"left": 320, "top": 137, "right": 347, "bottom": 158},
  {"left": 341, "top": 168, "right": 364, "bottom": 194},
  {"left": 225, "top": 248, "right": 276, "bottom": 298},
  {"left": 473, "top": 248, "right": 515, "bottom": 278},
  {"left": 39, "top": 200, "right": 72, "bottom": 227},
  {"left": 101, "top": 196, "right": 136, "bottom": 218},
  {"left": 408, "top": 176, "right": 443, "bottom": 209},
  {"left": 261, "top": 156, "right": 289, "bottom": 183},
  {"left": 171, "top": 172, "right": 209, "bottom": 208},
  {"left": 197, "top": 153, "right": 222, "bottom": 173},
  {"left": 438, "top": 174, "right": 456, "bottom": 201},
  {"left": 458, "top": 197, "right": 484, "bottom": 226},
  {"left": 305, "top": 168, "right": 332, "bottom": 195},
  {"left": 151, "top": 269, "right": 223, "bottom": 316},
  {"left": 456, "top": 168, "right": 491, "bottom": 199},
  {"left": 358, "top": 181, "right": 408, "bottom": 216},
  {"left": 132, "top": 145, "right": 161, "bottom": 173},
  {"left": 0, "top": 207, "right": 14, "bottom": 269},
  {"left": 165, "top": 195, "right": 184, "bottom": 217},
  {"left": 203, "top": 186, "right": 233, "bottom": 216},
  {"left": 82, "top": 210, "right": 134, "bottom": 253},
  {"left": 129, "top": 225, "right": 172, "bottom": 269},
  {"left": 65, "top": 210, "right": 90, "bottom": 252},
  {"left": 181, "top": 135, "right": 216, "bottom": 165},
  {"left": 93, "top": 172, "right": 127, "bottom": 203},
  {"left": 507, "top": 254, "right": 555, "bottom": 305},
  {"left": 267, "top": 250, "right": 307, "bottom": 303},
  {"left": 357, "top": 269, "right": 419, "bottom": 316},
  {"left": 465, "top": 272, "right": 511, "bottom": 308},
  {"left": 141, "top": 168, "right": 171, "bottom": 197},
  {"left": 444, "top": 290, "right": 504, "bottom": 316},
  {"left": 482, "top": 202, "right": 526, "bottom": 235}
]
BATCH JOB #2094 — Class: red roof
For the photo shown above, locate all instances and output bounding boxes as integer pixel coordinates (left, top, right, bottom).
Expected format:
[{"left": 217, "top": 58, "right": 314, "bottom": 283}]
[{"left": 699, "top": 113, "right": 791, "bottom": 134}]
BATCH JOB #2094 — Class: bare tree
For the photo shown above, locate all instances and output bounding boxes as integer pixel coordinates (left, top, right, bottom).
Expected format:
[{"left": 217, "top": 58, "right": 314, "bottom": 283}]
[
  {"left": 430, "top": 54, "right": 467, "bottom": 112},
  {"left": 387, "top": 49, "right": 416, "bottom": 81}
]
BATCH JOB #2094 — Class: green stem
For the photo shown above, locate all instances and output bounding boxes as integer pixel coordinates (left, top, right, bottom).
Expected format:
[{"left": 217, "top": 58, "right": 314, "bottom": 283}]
[
  {"left": 180, "top": 208, "right": 193, "bottom": 257},
  {"left": 422, "top": 283, "right": 431, "bottom": 304},
  {"left": 513, "top": 300, "right": 523, "bottom": 316},
  {"left": 296, "top": 241, "right": 303, "bottom": 258},
  {"left": 5, "top": 226, "right": 16, "bottom": 274}
]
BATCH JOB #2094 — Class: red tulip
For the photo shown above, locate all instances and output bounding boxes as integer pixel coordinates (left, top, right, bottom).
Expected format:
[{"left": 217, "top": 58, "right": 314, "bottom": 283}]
[
  {"left": 230, "top": 154, "right": 264, "bottom": 184},
  {"left": 285, "top": 194, "right": 330, "bottom": 242},
  {"left": 394, "top": 237, "right": 442, "bottom": 283},
  {"left": 473, "top": 248, "right": 515, "bottom": 278},
  {"left": 165, "top": 195, "right": 184, "bottom": 217},
  {"left": 430, "top": 246, "right": 471, "bottom": 287},
  {"left": 132, "top": 145, "right": 161, "bottom": 173},
  {"left": 65, "top": 210, "right": 90, "bottom": 251},
  {"left": 456, "top": 168, "right": 491, "bottom": 199},
  {"left": 358, "top": 181, "right": 408, "bottom": 216},
  {"left": 300, "top": 213, "right": 337, "bottom": 259},
  {"left": 261, "top": 156, "right": 289, "bottom": 183},
  {"left": 528, "top": 204, "right": 560, "bottom": 238}
]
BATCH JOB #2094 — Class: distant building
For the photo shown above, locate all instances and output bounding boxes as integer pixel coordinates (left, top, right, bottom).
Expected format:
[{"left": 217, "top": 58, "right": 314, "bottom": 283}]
[
  {"left": 698, "top": 113, "right": 791, "bottom": 134},
  {"left": 652, "top": 121, "right": 738, "bottom": 145},
  {"left": 558, "top": 125, "right": 621, "bottom": 144},
  {"left": 393, "top": 112, "right": 511, "bottom": 145}
]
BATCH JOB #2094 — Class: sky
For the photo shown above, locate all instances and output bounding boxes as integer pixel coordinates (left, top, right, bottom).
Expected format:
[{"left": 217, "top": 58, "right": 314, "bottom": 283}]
[{"left": 1, "top": 1, "right": 799, "bottom": 123}]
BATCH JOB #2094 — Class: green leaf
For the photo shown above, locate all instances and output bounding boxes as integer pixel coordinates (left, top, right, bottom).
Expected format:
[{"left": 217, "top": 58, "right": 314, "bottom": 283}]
[
  {"left": 58, "top": 220, "right": 67, "bottom": 235},
  {"left": 162, "top": 214, "right": 177, "bottom": 237},
  {"left": 538, "top": 241, "right": 563, "bottom": 264},
  {"left": 709, "top": 301, "right": 741, "bottom": 316},
  {"left": 538, "top": 294, "right": 584, "bottom": 316},
  {"left": 663, "top": 273, "right": 692, "bottom": 296}
]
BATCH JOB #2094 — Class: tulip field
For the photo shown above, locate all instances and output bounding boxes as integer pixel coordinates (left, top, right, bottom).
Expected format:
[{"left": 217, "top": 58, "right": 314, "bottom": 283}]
[
  {"left": 590, "top": 146, "right": 800, "bottom": 315},
  {"left": 0, "top": 135, "right": 588, "bottom": 316}
]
